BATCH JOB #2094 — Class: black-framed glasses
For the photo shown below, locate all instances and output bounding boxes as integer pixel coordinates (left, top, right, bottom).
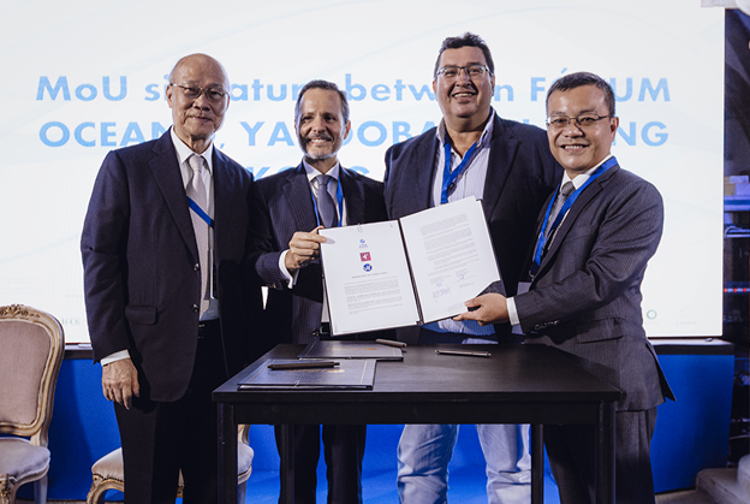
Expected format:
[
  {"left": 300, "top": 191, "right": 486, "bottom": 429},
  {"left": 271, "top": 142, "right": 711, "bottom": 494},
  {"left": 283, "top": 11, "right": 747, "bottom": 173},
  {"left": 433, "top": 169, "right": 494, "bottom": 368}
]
[
  {"left": 170, "top": 83, "right": 228, "bottom": 102},
  {"left": 546, "top": 114, "right": 612, "bottom": 130},
  {"left": 436, "top": 64, "right": 492, "bottom": 81}
]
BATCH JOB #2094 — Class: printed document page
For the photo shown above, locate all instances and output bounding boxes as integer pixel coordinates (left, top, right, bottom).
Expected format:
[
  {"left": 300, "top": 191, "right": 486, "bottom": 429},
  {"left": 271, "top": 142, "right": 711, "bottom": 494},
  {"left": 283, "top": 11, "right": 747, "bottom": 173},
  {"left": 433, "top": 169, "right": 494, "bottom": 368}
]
[
  {"left": 320, "top": 221, "right": 420, "bottom": 335},
  {"left": 399, "top": 197, "right": 500, "bottom": 323}
]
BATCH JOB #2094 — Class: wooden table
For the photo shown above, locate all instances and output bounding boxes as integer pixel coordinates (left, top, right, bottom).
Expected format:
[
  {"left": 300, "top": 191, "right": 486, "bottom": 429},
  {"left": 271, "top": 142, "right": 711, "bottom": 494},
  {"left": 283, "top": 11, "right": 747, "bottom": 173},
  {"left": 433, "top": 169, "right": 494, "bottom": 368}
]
[{"left": 214, "top": 343, "right": 620, "bottom": 503}]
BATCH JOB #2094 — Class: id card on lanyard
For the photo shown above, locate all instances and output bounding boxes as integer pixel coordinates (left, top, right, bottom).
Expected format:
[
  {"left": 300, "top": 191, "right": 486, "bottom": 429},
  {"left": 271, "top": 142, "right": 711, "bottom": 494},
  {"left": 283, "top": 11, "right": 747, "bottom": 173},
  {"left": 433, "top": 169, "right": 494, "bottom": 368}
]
[{"left": 530, "top": 156, "right": 618, "bottom": 277}]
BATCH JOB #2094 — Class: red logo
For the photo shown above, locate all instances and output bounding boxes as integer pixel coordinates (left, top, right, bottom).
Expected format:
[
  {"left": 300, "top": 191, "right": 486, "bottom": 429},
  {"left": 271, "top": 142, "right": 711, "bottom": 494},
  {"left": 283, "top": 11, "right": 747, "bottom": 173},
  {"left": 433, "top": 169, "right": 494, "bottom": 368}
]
[{"left": 360, "top": 252, "right": 371, "bottom": 261}]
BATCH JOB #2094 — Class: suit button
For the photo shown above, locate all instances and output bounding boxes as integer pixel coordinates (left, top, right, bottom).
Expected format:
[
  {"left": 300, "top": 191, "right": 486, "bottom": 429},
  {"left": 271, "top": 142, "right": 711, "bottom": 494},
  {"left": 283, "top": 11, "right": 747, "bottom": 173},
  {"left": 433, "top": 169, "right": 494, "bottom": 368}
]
[
  {"left": 194, "top": 263, "right": 200, "bottom": 271},
  {"left": 192, "top": 303, "right": 199, "bottom": 312}
]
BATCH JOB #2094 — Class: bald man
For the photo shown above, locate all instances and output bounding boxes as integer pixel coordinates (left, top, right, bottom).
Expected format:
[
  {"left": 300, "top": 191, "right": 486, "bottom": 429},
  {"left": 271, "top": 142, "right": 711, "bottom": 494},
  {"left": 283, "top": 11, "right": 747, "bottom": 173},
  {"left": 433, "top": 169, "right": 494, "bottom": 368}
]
[{"left": 82, "top": 53, "right": 263, "bottom": 504}]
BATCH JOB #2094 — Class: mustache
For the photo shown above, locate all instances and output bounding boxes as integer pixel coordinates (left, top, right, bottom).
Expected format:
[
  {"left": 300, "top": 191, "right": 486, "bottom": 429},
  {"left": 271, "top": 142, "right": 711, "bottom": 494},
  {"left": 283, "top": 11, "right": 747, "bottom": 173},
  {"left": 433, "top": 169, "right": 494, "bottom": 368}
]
[{"left": 304, "top": 134, "right": 334, "bottom": 142}]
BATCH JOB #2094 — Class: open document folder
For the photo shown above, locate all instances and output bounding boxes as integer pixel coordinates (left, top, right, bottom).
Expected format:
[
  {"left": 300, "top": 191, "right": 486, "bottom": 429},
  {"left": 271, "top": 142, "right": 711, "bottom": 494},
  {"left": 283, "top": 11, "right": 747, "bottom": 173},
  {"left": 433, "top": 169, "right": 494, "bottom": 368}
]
[{"left": 319, "top": 197, "right": 500, "bottom": 336}]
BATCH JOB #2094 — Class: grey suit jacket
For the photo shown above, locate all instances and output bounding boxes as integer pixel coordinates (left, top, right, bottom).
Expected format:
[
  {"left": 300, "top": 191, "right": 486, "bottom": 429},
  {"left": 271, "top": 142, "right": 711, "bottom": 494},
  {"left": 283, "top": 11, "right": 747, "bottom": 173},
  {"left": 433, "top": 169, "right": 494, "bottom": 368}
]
[
  {"left": 516, "top": 162, "right": 674, "bottom": 411},
  {"left": 251, "top": 164, "right": 389, "bottom": 345},
  {"left": 384, "top": 114, "right": 560, "bottom": 342}
]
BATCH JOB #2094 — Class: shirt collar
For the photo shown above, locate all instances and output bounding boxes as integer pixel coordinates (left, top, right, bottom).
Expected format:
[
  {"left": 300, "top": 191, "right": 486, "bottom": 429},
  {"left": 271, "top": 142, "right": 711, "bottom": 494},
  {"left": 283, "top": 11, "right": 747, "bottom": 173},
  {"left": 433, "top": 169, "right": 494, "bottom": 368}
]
[
  {"left": 436, "top": 107, "right": 495, "bottom": 152},
  {"left": 564, "top": 153, "right": 614, "bottom": 189},
  {"left": 170, "top": 127, "right": 214, "bottom": 174},
  {"left": 303, "top": 159, "right": 340, "bottom": 184}
]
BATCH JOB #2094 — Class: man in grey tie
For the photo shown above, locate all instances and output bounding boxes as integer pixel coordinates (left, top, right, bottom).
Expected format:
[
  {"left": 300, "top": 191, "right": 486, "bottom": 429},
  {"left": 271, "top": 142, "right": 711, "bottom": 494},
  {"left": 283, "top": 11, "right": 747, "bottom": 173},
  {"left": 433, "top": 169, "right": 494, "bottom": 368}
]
[
  {"left": 456, "top": 71, "right": 674, "bottom": 504},
  {"left": 81, "top": 54, "right": 262, "bottom": 503},
  {"left": 250, "top": 80, "right": 389, "bottom": 503}
]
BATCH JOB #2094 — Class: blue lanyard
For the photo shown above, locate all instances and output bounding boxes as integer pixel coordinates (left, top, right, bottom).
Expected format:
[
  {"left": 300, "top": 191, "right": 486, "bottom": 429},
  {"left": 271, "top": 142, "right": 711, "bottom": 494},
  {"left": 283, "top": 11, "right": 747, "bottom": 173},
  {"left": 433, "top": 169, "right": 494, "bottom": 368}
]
[
  {"left": 441, "top": 140, "right": 479, "bottom": 204},
  {"left": 530, "top": 157, "right": 618, "bottom": 274},
  {"left": 309, "top": 176, "right": 344, "bottom": 228},
  {"left": 187, "top": 197, "right": 213, "bottom": 227}
]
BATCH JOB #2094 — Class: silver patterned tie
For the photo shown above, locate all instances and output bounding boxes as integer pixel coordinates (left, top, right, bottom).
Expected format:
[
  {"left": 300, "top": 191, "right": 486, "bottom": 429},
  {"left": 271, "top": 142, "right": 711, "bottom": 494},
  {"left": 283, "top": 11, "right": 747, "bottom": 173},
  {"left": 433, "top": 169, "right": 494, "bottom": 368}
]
[
  {"left": 187, "top": 154, "right": 210, "bottom": 316},
  {"left": 315, "top": 174, "right": 336, "bottom": 228},
  {"left": 546, "top": 181, "right": 575, "bottom": 238}
]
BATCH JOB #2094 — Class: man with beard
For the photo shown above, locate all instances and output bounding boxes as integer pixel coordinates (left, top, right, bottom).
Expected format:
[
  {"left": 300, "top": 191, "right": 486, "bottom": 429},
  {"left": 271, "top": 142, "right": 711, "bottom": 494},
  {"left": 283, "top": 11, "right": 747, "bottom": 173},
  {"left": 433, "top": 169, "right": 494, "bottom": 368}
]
[
  {"left": 383, "top": 33, "right": 560, "bottom": 504},
  {"left": 250, "top": 80, "right": 388, "bottom": 504}
]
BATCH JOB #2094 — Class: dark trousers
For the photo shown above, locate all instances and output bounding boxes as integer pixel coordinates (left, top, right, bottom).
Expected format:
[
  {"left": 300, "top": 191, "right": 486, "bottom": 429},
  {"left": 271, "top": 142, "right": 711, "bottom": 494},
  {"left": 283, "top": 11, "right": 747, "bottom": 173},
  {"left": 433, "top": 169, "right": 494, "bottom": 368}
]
[
  {"left": 274, "top": 424, "right": 367, "bottom": 504},
  {"left": 544, "top": 407, "right": 658, "bottom": 504},
  {"left": 115, "top": 322, "right": 226, "bottom": 504}
]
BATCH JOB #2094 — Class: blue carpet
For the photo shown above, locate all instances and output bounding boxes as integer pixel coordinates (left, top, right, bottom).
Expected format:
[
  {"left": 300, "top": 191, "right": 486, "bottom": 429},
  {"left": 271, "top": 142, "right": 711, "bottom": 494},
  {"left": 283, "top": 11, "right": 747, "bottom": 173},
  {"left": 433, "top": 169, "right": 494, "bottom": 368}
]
[{"left": 242, "top": 424, "right": 561, "bottom": 504}]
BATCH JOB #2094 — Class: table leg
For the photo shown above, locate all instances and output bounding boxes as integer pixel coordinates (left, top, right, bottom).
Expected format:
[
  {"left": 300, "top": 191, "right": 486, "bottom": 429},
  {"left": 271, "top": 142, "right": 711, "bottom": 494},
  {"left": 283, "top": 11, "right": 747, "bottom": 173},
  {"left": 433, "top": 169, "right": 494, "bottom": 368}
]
[
  {"left": 281, "top": 424, "right": 295, "bottom": 504},
  {"left": 596, "top": 402, "right": 616, "bottom": 504},
  {"left": 531, "top": 424, "right": 544, "bottom": 504},
  {"left": 218, "top": 402, "right": 237, "bottom": 504}
]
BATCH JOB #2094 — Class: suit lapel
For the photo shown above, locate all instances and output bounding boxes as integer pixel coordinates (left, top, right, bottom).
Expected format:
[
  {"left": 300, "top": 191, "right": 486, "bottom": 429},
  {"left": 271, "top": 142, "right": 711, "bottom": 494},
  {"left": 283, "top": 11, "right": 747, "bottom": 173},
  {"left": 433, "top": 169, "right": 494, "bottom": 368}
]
[
  {"left": 482, "top": 115, "right": 516, "bottom": 217},
  {"left": 404, "top": 134, "right": 438, "bottom": 214},
  {"left": 340, "top": 167, "right": 365, "bottom": 225},
  {"left": 211, "top": 148, "right": 237, "bottom": 258},
  {"left": 536, "top": 165, "right": 620, "bottom": 275},
  {"left": 149, "top": 131, "right": 198, "bottom": 262},
  {"left": 282, "top": 164, "right": 318, "bottom": 232}
]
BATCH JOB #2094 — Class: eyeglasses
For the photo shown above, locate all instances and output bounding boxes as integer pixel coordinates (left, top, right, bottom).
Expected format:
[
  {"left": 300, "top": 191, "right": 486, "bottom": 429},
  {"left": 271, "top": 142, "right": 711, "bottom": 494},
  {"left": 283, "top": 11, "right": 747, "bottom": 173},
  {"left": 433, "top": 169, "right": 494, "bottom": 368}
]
[
  {"left": 170, "top": 83, "right": 228, "bottom": 102},
  {"left": 436, "top": 64, "right": 492, "bottom": 81},
  {"left": 546, "top": 114, "right": 612, "bottom": 130}
]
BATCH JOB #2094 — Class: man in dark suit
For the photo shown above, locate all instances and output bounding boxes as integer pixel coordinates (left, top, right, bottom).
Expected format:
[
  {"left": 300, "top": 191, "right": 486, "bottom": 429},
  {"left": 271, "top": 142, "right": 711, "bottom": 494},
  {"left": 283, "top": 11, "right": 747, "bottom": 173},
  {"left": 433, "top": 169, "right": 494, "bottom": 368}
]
[
  {"left": 81, "top": 54, "right": 261, "bottom": 504},
  {"left": 251, "top": 80, "right": 387, "bottom": 504},
  {"left": 384, "top": 33, "right": 559, "bottom": 504},
  {"left": 456, "top": 71, "right": 674, "bottom": 504}
]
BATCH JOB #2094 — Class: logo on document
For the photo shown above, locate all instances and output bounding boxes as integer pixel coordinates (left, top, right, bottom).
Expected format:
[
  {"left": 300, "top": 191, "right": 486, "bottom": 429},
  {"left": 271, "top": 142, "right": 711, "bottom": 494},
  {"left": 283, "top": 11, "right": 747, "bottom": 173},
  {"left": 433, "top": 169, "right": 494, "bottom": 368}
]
[
  {"left": 363, "top": 264, "right": 372, "bottom": 272},
  {"left": 360, "top": 252, "right": 371, "bottom": 261},
  {"left": 359, "top": 239, "right": 368, "bottom": 249}
]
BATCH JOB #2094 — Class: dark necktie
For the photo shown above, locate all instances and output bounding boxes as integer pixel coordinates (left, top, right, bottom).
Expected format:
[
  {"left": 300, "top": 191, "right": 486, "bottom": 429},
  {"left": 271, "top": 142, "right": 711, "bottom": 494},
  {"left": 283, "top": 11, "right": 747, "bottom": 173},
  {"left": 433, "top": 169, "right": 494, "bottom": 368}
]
[{"left": 316, "top": 174, "right": 336, "bottom": 227}]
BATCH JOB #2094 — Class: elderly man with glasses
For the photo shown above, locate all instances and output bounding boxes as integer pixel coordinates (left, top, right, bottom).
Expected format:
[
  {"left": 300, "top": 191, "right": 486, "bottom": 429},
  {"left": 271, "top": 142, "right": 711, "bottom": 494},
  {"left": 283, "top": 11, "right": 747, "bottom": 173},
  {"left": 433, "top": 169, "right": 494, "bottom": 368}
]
[
  {"left": 383, "top": 33, "right": 561, "bottom": 504},
  {"left": 82, "top": 53, "right": 263, "bottom": 504}
]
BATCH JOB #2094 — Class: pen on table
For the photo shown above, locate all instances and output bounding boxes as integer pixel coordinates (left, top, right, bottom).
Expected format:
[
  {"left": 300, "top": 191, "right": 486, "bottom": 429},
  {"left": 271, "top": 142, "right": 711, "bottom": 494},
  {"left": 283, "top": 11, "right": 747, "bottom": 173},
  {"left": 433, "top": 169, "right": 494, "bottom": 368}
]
[
  {"left": 435, "top": 349, "right": 491, "bottom": 358},
  {"left": 268, "top": 361, "right": 339, "bottom": 370},
  {"left": 376, "top": 338, "right": 407, "bottom": 348}
]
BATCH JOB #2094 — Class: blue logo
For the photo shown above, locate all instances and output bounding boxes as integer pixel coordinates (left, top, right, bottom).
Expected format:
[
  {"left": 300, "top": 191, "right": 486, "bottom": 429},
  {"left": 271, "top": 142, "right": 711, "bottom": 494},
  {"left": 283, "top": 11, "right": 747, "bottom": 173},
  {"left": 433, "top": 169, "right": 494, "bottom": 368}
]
[{"left": 363, "top": 263, "right": 372, "bottom": 272}]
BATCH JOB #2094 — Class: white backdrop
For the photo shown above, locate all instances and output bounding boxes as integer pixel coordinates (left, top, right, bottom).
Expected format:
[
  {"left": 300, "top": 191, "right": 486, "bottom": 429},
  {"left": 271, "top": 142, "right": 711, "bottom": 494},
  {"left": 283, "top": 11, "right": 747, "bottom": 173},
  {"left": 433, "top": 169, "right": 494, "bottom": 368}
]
[{"left": 0, "top": 0, "right": 724, "bottom": 342}]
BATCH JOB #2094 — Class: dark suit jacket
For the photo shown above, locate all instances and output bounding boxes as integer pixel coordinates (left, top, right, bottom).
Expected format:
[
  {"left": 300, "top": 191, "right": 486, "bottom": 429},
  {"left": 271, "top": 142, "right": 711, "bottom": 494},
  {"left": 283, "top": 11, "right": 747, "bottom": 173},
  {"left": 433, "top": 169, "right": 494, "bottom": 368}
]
[
  {"left": 251, "top": 164, "right": 389, "bottom": 345},
  {"left": 384, "top": 114, "right": 560, "bottom": 342},
  {"left": 81, "top": 130, "right": 262, "bottom": 402},
  {"left": 515, "top": 162, "right": 674, "bottom": 411}
]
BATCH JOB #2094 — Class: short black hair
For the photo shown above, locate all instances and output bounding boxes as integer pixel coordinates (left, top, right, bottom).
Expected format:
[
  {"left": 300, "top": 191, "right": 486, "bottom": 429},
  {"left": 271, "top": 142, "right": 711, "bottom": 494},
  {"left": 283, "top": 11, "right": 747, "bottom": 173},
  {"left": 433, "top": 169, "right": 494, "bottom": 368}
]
[
  {"left": 546, "top": 71, "right": 615, "bottom": 116},
  {"left": 294, "top": 80, "right": 350, "bottom": 126},
  {"left": 433, "top": 32, "right": 494, "bottom": 78}
]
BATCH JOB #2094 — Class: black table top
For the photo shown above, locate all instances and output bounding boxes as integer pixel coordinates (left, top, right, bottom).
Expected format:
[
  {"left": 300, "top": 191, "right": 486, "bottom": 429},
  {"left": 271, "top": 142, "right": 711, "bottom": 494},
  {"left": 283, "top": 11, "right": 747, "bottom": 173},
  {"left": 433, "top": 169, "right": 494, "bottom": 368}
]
[{"left": 214, "top": 344, "right": 619, "bottom": 426}]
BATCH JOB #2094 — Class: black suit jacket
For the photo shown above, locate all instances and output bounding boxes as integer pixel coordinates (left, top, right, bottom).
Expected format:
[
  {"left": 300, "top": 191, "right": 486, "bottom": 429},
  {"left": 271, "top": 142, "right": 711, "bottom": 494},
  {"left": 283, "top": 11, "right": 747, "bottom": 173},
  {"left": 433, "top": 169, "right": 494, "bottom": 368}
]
[
  {"left": 81, "top": 130, "right": 262, "bottom": 402},
  {"left": 516, "top": 162, "right": 674, "bottom": 411},
  {"left": 384, "top": 114, "right": 560, "bottom": 342},
  {"left": 251, "top": 164, "right": 389, "bottom": 345}
]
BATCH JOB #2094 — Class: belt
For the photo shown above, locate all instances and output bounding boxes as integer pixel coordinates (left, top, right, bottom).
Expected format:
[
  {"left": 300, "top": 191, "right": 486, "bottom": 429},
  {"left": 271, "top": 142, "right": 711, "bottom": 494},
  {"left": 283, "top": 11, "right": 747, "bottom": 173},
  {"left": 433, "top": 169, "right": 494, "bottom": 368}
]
[{"left": 198, "top": 319, "right": 220, "bottom": 339}]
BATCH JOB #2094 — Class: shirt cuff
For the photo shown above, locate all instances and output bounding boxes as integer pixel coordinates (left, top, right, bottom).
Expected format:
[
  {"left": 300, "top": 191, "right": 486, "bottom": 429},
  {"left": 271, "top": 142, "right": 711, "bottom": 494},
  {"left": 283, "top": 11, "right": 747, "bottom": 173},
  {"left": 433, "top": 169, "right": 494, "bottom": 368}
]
[
  {"left": 278, "top": 250, "right": 299, "bottom": 289},
  {"left": 506, "top": 296, "right": 521, "bottom": 327},
  {"left": 101, "top": 349, "right": 130, "bottom": 366}
]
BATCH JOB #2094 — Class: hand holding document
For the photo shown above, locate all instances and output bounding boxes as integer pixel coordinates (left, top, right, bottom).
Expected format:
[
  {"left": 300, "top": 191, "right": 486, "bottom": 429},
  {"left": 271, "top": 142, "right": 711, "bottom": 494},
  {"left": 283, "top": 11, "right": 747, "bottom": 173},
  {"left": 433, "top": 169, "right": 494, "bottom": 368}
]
[{"left": 319, "top": 197, "right": 500, "bottom": 336}]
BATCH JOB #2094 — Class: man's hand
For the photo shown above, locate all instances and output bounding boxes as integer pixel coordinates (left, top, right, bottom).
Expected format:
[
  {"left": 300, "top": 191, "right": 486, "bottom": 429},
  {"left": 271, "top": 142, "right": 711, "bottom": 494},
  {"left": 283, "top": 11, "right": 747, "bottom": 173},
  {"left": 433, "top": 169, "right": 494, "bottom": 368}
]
[
  {"left": 284, "top": 225, "right": 327, "bottom": 273},
  {"left": 102, "top": 358, "right": 140, "bottom": 410},
  {"left": 453, "top": 293, "right": 510, "bottom": 326}
]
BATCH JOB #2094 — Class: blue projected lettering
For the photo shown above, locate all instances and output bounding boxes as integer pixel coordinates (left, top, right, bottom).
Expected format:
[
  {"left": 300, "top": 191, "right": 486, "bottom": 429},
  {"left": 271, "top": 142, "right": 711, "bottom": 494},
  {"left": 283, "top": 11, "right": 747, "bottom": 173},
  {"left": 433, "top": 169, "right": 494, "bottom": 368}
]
[
  {"left": 38, "top": 121, "right": 169, "bottom": 147},
  {"left": 37, "top": 76, "right": 128, "bottom": 101}
]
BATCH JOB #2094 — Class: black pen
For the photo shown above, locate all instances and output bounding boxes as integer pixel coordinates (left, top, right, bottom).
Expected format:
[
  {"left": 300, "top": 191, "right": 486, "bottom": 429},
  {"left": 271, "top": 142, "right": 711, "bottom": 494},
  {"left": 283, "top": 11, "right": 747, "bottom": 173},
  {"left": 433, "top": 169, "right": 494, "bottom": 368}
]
[
  {"left": 268, "top": 361, "right": 339, "bottom": 370},
  {"left": 435, "top": 349, "right": 491, "bottom": 358},
  {"left": 376, "top": 338, "right": 407, "bottom": 348}
]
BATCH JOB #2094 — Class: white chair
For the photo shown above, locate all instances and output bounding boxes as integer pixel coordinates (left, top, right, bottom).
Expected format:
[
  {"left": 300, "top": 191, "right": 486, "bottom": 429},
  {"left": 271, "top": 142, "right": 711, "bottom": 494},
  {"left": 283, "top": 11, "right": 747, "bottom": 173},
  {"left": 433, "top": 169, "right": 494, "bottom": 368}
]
[
  {"left": 0, "top": 305, "right": 65, "bottom": 504},
  {"left": 86, "top": 424, "right": 254, "bottom": 504}
]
